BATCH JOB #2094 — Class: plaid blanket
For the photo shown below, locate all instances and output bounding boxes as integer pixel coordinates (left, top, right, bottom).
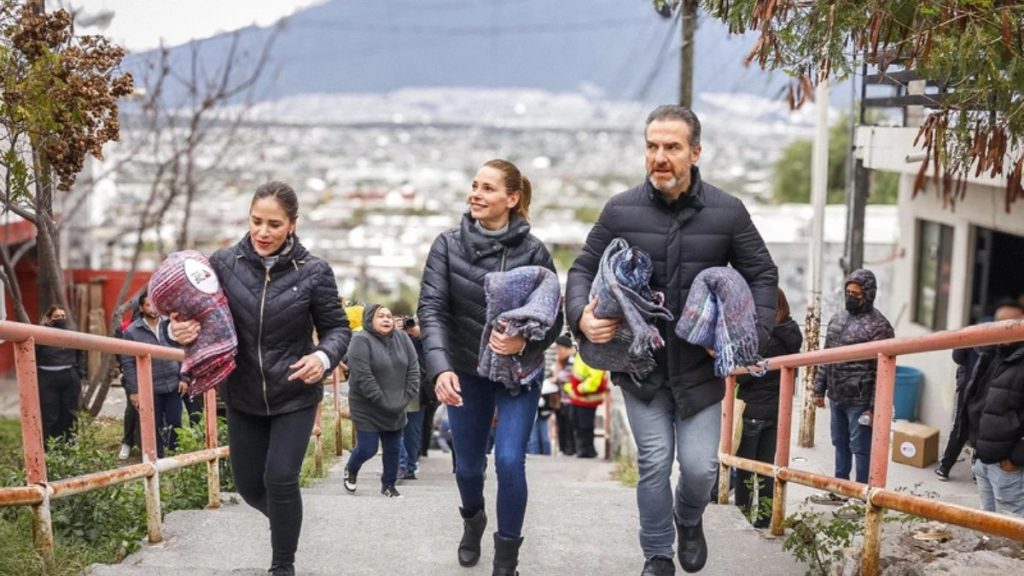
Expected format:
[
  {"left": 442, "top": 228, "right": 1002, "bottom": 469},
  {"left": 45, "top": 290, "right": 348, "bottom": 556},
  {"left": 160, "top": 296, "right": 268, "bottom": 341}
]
[
  {"left": 579, "top": 238, "right": 673, "bottom": 382},
  {"left": 674, "top": 266, "right": 762, "bottom": 378},
  {"left": 478, "top": 266, "right": 562, "bottom": 392},
  {"left": 148, "top": 250, "right": 237, "bottom": 397}
]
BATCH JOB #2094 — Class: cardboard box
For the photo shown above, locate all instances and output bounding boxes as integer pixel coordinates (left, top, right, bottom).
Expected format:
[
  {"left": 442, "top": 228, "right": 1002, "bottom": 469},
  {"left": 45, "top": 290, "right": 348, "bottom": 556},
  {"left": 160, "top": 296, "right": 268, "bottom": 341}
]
[{"left": 891, "top": 422, "right": 939, "bottom": 468}]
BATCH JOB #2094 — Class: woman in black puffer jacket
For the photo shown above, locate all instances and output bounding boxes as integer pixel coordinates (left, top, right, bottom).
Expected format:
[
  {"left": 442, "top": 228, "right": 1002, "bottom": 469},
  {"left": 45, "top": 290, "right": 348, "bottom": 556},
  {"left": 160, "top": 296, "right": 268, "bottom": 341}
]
[
  {"left": 343, "top": 304, "right": 420, "bottom": 498},
  {"left": 734, "top": 288, "right": 802, "bottom": 527},
  {"left": 418, "top": 159, "right": 563, "bottom": 576},
  {"left": 172, "top": 182, "right": 350, "bottom": 576}
]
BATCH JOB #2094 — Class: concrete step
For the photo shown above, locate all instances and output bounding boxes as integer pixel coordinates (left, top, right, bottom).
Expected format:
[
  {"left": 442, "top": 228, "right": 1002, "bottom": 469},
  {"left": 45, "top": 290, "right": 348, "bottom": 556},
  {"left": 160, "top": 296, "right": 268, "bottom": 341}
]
[{"left": 87, "top": 453, "right": 803, "bottom": 576}]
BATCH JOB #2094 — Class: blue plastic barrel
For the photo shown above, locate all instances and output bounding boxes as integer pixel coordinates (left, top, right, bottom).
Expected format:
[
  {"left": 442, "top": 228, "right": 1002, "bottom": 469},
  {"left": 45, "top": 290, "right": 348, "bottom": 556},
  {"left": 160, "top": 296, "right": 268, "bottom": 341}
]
[{"left": 893, "top": 366, "right": 924, "bottom": 421}]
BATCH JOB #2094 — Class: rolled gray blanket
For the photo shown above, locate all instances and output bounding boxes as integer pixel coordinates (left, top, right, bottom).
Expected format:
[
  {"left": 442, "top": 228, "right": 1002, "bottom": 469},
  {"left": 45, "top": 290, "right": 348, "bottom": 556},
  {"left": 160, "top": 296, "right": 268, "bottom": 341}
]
[
  {"left": 579, "top": 238, "right": 673, "bottom": 382},
  {"left": 478, "top": 265, "right": 562, "bottom": 392},
  {"left": 675, "top": 266, "right": 763, "bottom": 378}
]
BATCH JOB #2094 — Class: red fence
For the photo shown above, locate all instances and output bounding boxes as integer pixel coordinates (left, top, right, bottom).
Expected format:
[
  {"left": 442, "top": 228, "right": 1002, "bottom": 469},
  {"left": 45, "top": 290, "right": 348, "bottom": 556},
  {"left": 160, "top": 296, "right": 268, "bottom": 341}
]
[
  {"left": 0, "top": 320, "right": 342, "bottom": 573},
  {"left": 717, "top": 318, "right": 1024, "bottom": 576}
]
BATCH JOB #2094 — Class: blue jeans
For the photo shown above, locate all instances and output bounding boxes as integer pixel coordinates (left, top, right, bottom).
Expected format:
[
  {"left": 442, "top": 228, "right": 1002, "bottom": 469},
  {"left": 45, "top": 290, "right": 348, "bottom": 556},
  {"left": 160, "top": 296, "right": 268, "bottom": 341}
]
[
  {"left": 972, "top": 460, "right": 1024, "bottom": 517},
  {"left": 622, "top": 387, "right": 720, "bottom": 560},
  {"left": 829, "top": 402, "right": 872, "bottom": 483},
  {"left": 399, "top": 410, "right": 425, "bottom": 474},
  {"left": 347, "top": 429, "right": 402, "bottom": 488},
  {"left": 526, "top": 415, "right": 551, "bottom": 455},
  {"left": 448, "top": 371, "right": 541, "bottom": 539}
]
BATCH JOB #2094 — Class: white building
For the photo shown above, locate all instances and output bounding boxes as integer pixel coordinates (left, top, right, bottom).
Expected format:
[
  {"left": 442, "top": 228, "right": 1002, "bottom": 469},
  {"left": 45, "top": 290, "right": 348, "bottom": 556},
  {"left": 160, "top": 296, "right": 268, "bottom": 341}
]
[{"left": 856, "top": 124, "right": 1024, "bottom": 436}]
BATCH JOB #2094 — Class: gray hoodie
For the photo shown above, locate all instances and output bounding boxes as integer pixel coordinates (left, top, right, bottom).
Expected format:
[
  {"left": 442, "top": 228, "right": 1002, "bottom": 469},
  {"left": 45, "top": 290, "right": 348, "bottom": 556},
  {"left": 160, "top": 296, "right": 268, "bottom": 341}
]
[{"left": 347, "top": 304, "right": 421, "bottom": 432}]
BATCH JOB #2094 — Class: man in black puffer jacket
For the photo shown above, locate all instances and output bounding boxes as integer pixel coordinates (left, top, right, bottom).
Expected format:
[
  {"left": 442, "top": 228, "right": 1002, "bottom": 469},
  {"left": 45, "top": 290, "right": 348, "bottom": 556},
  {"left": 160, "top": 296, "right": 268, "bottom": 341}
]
[
  {"left": 968, "top": 299, "right": 1024, "bottom": 516},
  {"left": 812, "top": 268, "right": 894, "bottom": 493},
  {"left": 566, "top": 105, "right": 778, "bottom": 576}
]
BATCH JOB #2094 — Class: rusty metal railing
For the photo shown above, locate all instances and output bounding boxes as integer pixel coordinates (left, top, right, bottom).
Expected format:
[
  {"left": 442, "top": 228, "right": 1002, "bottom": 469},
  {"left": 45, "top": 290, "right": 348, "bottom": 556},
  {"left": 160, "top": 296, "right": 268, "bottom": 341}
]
[
  {"left": 717, "top": 318, "right": 1024, "bottom": 576},
  {"left": 0, "top": 319, "right": 340, "bottom": 572}
]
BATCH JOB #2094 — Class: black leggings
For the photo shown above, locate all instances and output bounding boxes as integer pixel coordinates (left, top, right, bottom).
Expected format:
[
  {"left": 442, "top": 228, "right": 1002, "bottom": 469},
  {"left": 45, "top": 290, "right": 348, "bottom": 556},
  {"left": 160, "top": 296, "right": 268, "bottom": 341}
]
[{"left": 227, "top": 404, "right": 317, "bottom": 566}]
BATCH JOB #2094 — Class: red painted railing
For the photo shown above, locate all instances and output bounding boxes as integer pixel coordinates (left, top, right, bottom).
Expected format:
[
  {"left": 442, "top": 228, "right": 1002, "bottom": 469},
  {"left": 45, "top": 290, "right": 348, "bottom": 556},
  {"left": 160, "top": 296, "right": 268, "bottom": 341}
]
[
  {"left": 0, "top": 320, "right": 342, "bottom": 572},
  {"left": 718, "top": 318, "right": 1024, "bottom": 576}
]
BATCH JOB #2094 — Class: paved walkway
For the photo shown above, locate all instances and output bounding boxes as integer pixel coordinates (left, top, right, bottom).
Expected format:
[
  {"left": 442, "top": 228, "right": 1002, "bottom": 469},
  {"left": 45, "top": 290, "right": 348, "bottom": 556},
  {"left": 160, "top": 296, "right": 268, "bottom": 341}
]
[{"left": 86, "top": 450, "right": 803, "bottom": 576}]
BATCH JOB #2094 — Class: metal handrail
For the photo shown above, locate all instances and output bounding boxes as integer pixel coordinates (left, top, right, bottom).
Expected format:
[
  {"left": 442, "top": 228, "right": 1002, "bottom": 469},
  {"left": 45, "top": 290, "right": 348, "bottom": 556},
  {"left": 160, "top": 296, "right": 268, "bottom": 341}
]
[
  {"left": 717, "top": 318, "right": 1024, "bottom": 576},
  {"left": 0, "top": 319, "right": 340, "bottom": 573}
]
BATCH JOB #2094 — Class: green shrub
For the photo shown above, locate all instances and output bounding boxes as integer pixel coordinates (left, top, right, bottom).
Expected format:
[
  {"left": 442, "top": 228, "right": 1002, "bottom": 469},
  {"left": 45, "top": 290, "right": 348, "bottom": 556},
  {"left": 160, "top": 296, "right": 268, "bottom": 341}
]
[
  {"left": 782, "top": 506, "right": 864, "bottom": 576},
  {"left": 43, "top": 417, "right": 148, "bottom": 562},
  {"left": 161, "top": 415, "right": 235, "bottom": 513}
]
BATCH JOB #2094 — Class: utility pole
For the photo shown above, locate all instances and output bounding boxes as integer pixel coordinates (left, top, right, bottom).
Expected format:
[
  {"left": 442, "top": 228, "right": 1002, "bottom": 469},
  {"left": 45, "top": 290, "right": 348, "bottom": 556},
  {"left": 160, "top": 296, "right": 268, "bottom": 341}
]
[
  {"left": 679, "top": 0, "right": 697, "bottom": 108},
  {"left": 798, "top": 80, "right": 830, "bottom": 448},
  {"left": 842, "top": 64, "right": 869, "bottom": 276}
]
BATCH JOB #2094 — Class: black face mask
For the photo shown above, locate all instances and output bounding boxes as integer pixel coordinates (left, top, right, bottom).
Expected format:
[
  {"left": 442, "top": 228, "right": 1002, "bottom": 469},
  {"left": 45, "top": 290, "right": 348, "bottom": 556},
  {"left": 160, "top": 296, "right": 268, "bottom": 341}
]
[
  {"left": 845, "top": 295, "right": 865, "bottom": 313},
  {"left": 49, "top": 318, "right": 68, "bottom": 330}
]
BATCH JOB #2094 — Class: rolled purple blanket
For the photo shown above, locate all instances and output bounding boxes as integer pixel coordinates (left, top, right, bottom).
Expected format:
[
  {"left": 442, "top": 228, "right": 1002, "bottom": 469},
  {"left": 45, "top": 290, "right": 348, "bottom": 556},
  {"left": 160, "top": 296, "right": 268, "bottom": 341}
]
[
  {"left": 579, "top": 238, "right": 673, "bottom": 382},
  {"left": 674, "top": 266, "right": 762, "bottom": 378},
  {"left": 148, "top": 250, "right": 237, "bottom": 397},
  {"left": 478, "top": 266, "right": 562, "bottom": 391}
]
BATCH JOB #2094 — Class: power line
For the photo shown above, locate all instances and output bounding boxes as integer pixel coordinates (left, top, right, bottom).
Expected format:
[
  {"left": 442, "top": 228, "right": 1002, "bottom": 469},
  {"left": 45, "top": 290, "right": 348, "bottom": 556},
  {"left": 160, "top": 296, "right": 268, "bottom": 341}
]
[{"left": 289, "top": 17, "right": 652, "bottom": 36}]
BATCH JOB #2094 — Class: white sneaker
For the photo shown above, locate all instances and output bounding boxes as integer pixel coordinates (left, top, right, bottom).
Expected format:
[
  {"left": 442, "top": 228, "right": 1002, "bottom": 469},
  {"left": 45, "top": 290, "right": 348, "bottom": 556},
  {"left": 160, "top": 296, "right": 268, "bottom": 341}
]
[{"left": 117, "top": 443, "right": 131, "bottom": 460}]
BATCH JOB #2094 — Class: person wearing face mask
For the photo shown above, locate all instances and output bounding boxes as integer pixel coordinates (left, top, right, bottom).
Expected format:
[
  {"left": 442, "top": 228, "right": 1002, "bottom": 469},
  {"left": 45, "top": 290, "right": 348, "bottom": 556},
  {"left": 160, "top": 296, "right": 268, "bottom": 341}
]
[
  {"left": 35, "top": 306, "right": 87, "bottom": 446},
  {"left": 965, "top": 299, "right": 1024, "bottom": 516},
  {"left": 418, "top": 158, "right": 563, "bottom": 576},
  {"left": 811, "top": 269, "right": 894, "bottom": 502},
  {"left": 169, "top": 181, "right": 350, "bottom": 576},
  {"left": 342, "top": 305, "right": 420, "bottom": 498},
  {"left": 120, "top": 288, "right": 187, "bottom": 457}
]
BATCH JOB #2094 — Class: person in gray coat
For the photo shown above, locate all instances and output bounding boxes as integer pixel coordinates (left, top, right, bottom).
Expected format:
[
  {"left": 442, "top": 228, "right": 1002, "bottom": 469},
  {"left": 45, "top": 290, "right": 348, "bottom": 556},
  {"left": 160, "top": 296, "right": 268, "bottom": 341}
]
[{"left": 343, "top": 304, "right": 420, "bottom": 498}]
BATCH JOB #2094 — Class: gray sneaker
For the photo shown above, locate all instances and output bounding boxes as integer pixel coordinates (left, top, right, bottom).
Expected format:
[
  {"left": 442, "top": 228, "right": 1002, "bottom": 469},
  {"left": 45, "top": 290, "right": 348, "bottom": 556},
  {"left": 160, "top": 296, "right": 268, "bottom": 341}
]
[{"left": 381, "top": 484, "right": 402, "bottom": 498}]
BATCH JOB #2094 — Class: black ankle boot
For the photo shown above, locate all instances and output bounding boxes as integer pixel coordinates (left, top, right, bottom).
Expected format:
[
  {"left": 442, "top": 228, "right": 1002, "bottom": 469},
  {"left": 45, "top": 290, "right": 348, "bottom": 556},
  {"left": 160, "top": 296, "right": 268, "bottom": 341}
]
[
  {"left": 492, "top": 532, "right": 523, "bottom": 576},
  {"left": 458, "top": 508, "right": 487, "bottom": 567},
  {"left": 677, "top": 519, "right": 707, "bottom": 573}
]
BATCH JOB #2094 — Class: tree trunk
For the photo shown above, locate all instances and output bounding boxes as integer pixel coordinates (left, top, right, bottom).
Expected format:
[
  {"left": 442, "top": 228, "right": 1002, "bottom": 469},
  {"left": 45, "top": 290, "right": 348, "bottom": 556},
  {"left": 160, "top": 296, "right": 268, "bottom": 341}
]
[{"left": 33, "top": 152, "right": 70, "bottom": 320}]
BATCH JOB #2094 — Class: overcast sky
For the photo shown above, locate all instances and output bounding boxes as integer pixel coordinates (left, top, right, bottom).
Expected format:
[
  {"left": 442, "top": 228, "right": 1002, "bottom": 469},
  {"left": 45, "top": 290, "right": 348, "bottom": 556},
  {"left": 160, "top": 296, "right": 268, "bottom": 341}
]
[{"left": 59, "top": 0, "right": 326, "bottom": 51}]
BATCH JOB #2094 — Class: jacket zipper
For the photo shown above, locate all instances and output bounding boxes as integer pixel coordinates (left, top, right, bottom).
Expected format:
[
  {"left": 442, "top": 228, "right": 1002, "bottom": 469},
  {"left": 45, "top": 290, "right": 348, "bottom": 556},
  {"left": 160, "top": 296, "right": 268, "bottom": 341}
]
[
  {"left": 499, "top": 247, "right": 508, "bottom": 272},
  {"left": 258, "top": 266, "right": 271, "bottom": 414}
]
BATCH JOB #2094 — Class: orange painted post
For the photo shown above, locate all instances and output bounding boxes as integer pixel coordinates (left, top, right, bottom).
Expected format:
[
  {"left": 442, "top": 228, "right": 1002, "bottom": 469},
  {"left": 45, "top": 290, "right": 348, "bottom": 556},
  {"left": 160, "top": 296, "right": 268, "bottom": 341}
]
[
  {"left": 314, "top": 402, "right": 324, "bottom": 476},
  {"left": 771, "top": 366, "right": 796, "bottom": 536},
  {"left": 136, "top": 355, "right": 163, "bottom": 543},
  {"left": 863, "top": 353, "right": 897, "bottom": 576},
  {"left": 13, "top": 338, "right": 55, "bottom": 570},
  {"left": 868, "top": 354, "right": 896, "bottom": 488},
  {"left": 603, "top": 386, "right": 612, "bottom": 460},
  {"left": 718, "top": 375, "right": 735, "bottom": 505},
  {"left": 204, "top": 388, "right": 221, "bottom": 509},
  {"left": 15, "top": 339, "right": 47, "bottom": 484},
  {"left": 333, "top": 369, "right": 343, "bottom": 456}
]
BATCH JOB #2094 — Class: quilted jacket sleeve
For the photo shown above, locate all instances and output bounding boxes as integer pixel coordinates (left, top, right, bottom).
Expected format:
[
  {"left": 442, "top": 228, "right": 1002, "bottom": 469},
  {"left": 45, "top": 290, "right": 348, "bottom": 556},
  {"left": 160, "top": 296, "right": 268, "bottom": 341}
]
[
  {"left": 727, "top": 201, "right": 778, "bottom": 343},
  {"left": 418, "top": 234, "right": 454, "bottom": 383},
  {"left": 310, "top": 260, "right": 351, "bottom": 369},
  {"left": 566, "top": 203, "right": 616, "bottom": 338}
]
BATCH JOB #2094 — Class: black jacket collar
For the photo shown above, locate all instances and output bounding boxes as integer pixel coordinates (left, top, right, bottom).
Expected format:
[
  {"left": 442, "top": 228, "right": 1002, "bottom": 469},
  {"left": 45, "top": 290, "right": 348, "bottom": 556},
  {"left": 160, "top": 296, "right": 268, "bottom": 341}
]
[
  {"left": 459, "top": 212, "right": 531, "bottom": 261},
  {"left": 645, "top": 166, "right": 706, "bottom": 213}
]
